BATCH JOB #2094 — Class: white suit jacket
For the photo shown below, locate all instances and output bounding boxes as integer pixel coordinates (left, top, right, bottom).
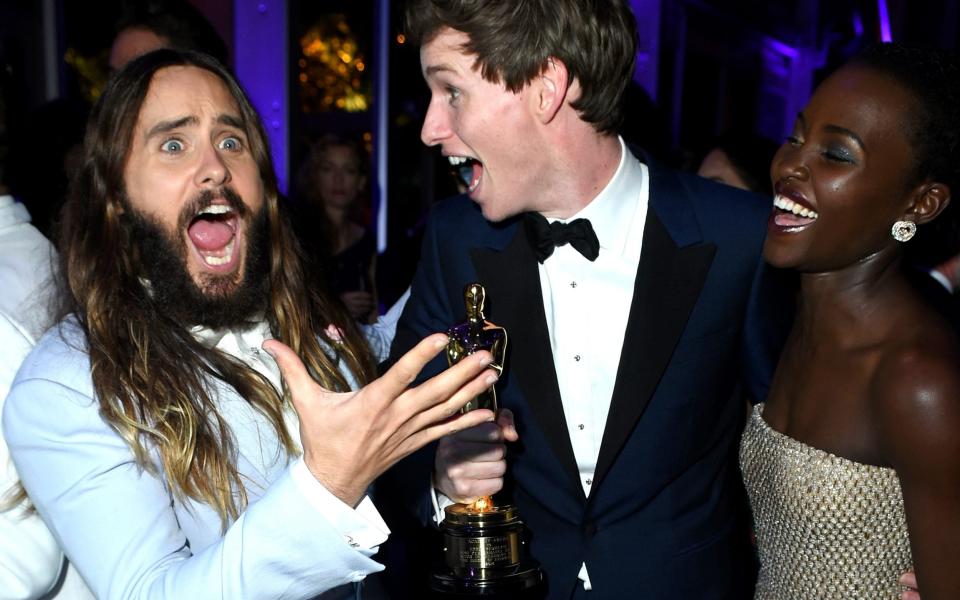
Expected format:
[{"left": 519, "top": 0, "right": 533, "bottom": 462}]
[
  {"left": 0, "top": 195, "right": 91, "bottom": 599},
  {"left": 0, "top": 196, "right": 56, "bottom": 340},
  {"left": 3, "top": 318, "right": 387, "bottom": 599}
]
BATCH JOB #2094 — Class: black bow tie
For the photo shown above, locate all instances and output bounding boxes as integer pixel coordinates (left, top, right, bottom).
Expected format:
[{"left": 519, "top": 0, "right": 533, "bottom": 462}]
[{"left": 524, "top": 212, "right": 600, "bottom": 263}]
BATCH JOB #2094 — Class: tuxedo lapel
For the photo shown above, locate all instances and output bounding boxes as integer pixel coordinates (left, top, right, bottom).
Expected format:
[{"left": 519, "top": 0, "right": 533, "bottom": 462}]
[
  {"left": 471, "top": 224, "right": 584, "bottom": 498},
  {"left": 591, "top": 167, "right": 717, "bottom": 495}
]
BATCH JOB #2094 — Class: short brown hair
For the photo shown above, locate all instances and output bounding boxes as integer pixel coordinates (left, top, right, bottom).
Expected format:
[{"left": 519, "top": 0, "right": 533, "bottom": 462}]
[{"left": 405, "top": 0, "right": 638, "bottom": 134}]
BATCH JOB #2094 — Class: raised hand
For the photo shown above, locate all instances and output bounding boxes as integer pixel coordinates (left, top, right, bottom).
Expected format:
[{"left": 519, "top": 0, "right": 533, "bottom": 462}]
[{"left": 264, "top": 333, "right": 498, "bottom": 506}]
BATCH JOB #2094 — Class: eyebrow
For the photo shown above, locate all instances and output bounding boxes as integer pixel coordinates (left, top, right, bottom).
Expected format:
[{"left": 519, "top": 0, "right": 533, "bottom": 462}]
[
  {"left": 145, "top": 116, "right": 197, "bottom": 139},
  {"left": 145, "top": 114, "right": 246, "bottom": 140},
  {"left": 217, "top": 114, "right": 245, "bottom": 130},
  {"left": 424, "top": 64, "right": 456, "bottom": 78},
  {"left": 797, "top": 111, "right": 866, "bottom": 151}
]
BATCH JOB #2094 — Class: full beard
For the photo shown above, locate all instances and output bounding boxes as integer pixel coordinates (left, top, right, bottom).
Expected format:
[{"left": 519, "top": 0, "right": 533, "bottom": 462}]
[{"left": 123, "top": 187, "right": 271, "bottom": 330}]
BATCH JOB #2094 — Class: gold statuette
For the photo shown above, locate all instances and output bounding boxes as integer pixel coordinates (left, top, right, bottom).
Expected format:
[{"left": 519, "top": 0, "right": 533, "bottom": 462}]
[{"left": 431, "top": 283, "right": 542, "bottom": 596}]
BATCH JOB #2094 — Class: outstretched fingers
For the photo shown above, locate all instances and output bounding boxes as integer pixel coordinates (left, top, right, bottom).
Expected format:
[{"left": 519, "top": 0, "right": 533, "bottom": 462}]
[
  {"left": 374, "top": 333, "right": 451, "bottom": 399},
  {"left": 400, "top": 409, "right": 497, "bottom": 460},
  {"left": 263, "top": 339, "right": 314, "bottom": 395}
]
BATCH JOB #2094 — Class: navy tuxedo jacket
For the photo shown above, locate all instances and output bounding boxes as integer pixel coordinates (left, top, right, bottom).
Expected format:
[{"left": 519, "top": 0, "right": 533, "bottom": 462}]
[{"left": 378, "top": 152, "right": 789, "bottom": 599}]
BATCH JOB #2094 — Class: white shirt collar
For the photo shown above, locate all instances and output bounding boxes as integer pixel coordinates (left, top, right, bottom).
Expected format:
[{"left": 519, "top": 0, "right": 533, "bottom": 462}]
[
  {"left": 554, "top": 137, "right": 644, "bottom": 259},
  {"left": 189, "top": 317, "right": 273, "bottom": 351}
]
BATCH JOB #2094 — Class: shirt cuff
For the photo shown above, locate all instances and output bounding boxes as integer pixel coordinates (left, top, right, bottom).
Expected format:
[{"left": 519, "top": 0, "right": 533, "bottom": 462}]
[
  {"left": 430, "top": 480, "right": 457, "bottom": 525},
  {"left": 290, "top": 457, "right": 390, "bottom": 556}
]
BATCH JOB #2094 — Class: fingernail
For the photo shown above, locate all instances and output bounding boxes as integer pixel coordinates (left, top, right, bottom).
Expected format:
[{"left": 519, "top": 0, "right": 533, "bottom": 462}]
[
  {"left": 435, "top": 335, "right": 449, "bottom": 349},
  {"left": 478, "top": 353, "right": 493, "bottom": 366},
  {"left": 485, "top": 373, "right": 499, "bottom": 385},
  {"left": 261, "top": 343, "right": 276, "bottom": 359}
]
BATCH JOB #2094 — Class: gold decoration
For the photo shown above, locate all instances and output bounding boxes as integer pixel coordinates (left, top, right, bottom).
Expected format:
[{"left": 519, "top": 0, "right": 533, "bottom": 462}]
[{"left": 298, "top": 14, "right": 371, "bottom": 113}]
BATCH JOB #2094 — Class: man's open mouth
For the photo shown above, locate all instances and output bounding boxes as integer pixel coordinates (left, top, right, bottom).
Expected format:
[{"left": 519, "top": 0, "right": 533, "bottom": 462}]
[
  {"left": 187, "top": 204, "right": 240, "bottom": 268},
  {"left": 448, "top": 155, "right": 482, "bottom": 192}
]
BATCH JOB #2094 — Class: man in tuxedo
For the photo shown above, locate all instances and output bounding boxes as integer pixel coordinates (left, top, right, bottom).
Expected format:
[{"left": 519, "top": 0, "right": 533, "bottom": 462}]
[{"left": 379, "top": 1, "right": 787, "bottom": 598}]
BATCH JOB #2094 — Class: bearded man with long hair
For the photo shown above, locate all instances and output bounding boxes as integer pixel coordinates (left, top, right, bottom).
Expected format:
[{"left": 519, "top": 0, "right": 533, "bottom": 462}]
[{"left": 2, "top": 49, "right": 497, "bottom": 599}]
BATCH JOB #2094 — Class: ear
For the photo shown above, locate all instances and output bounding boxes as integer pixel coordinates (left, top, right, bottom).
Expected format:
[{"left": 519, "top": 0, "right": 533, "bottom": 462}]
[
  {"left": 906, "top": 181, "right": 951, "bottom": 225},
  {"left": 532, "top": 57, "right": 570, "bottom": 124}
]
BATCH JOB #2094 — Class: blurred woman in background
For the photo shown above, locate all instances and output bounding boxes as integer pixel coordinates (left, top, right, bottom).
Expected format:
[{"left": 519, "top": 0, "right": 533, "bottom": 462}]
[{"left": 295, "top": 134, "right": 378, "bottom": 324}]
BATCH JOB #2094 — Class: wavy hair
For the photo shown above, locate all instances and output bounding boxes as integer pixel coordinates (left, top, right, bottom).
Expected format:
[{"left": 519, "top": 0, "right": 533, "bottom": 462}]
[
  {"left": 56, "top": 49, "right": 375, "bottom": 528},
  {"left": 405, "top": 0, "right": 638, "bottom": 134}
]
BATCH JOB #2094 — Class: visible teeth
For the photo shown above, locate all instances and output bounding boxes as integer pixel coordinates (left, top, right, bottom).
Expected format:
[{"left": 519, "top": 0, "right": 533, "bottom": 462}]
[
  {"left": 198, "top": 205, "right": 232, "bottom": 216},
  {"left": 448, "top": 155, "right": 470, "bottom": 166},
  {"left": 202, "top": 238, "right": 234, "bottom": 266},
  {"left": 773, "top": 195, "right": 819, "bottom": 219}
]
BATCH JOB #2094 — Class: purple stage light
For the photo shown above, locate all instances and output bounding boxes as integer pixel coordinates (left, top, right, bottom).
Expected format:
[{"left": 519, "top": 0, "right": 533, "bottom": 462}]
[
  {"left": 877, "top": 0, "right": 892, "bottom": 41},
  {"left": 234, "top": 0, "right": 288, "bottom": 194}
]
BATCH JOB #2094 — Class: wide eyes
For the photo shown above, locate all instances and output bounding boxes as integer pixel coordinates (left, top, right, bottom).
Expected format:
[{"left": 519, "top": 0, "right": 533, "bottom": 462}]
[
  {"left": 159, "top": 135, "right": 244, "bottom": 154},
  {"left": 160, "top": 138, "right": 184, "bottom": 153},
  {"left": 219, "top": 136, "right": 243, "bottom": 152}
]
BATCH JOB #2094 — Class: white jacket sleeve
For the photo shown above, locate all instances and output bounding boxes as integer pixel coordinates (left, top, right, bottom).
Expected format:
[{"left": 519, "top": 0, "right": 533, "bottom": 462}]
[
  {"left": 3, "top": 327, "right": 387, "bottom": 600},
  {"left": 0, "top": 312, "right": 63, "bottom": 600}
]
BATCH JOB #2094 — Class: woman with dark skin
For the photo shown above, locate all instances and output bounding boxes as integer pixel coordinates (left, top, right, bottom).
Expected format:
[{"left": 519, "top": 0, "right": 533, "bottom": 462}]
[{"left": 741, "top": 45, "right": 960, "bottom": 599}]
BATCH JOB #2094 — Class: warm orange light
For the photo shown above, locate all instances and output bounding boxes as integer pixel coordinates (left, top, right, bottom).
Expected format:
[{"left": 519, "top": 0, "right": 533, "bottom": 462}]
[
  {"left": 396, "top": 33, "right": 406, "bottom": 45},
  {"left": 470, "top": 496, "right": 493, "bottom": 513}
]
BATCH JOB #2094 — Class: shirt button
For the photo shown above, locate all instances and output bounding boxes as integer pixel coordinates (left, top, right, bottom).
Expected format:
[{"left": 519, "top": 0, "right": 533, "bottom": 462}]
[
  {"left": 574, "top": 354, "right": 581, "bottom": 362},
  {"left": 578, "top": 424, "right": 585, "bottom": 430},
  {"left": 570, "top": 281, "right": 577, "bottom": 288},
  {"left": 586, "top": 478, "right": 593, "bottom": 486}
]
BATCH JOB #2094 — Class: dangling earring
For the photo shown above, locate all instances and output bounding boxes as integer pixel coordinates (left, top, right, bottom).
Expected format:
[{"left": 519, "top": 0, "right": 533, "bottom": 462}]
[{"left": 891, "top": 220, "right": 917, "bottom": 242}]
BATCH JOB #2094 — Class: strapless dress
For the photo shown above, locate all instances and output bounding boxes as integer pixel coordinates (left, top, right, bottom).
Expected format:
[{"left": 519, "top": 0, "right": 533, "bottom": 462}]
[{"left": 739, "top": 403, "right": 912, "bottom": 599}]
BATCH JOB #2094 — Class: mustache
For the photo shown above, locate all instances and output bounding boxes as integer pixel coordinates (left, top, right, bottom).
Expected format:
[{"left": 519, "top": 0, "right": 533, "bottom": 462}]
[{"left": 177, "top": 186, "right": 249, "bottom": 230}]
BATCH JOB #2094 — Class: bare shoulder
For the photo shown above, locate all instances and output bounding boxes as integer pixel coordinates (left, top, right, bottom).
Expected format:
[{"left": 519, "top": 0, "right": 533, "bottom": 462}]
[{"left": 873, "top": 328, "right": 960, "bottom": 473}]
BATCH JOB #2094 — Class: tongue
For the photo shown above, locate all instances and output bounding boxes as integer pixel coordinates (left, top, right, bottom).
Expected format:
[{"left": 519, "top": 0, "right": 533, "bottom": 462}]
[
  {"left": 188, "top": 219, "right": 234, "bottom": 251},
  {"left": 472, "top": 162, "right": 482, "bottom": 186}
]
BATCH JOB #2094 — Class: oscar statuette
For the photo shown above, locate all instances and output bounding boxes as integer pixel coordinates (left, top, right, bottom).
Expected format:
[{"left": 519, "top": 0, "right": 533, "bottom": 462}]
[{"left": 430, "top": 283, "right": 542, "bottom": 596}]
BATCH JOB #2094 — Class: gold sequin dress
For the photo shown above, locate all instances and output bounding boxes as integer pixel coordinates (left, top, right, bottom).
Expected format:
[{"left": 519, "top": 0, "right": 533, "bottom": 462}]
[{"left": 739, "top": 404, "right": 912, "bottom": 599}]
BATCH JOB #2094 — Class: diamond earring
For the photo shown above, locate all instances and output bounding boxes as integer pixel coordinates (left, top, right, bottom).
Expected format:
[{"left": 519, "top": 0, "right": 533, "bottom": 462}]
[{"left": 891, "top": 220, "right": 917, "bottom": 242}]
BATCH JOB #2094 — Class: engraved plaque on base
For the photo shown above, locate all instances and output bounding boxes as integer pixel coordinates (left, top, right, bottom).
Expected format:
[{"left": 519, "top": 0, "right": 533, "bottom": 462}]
[{"left": 430, "top": 283, "right": 542, "bottom": 596}]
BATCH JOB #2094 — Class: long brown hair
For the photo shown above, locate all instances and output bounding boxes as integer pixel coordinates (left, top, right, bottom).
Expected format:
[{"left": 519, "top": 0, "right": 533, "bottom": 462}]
[{"left": 57, "top": 49, "right": 375, "bottom": 527}]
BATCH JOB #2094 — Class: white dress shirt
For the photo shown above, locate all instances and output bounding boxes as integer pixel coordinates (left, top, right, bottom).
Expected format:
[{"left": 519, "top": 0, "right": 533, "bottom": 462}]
[{"left": 538, "top": 137, "right": 648, "bottom": 589}]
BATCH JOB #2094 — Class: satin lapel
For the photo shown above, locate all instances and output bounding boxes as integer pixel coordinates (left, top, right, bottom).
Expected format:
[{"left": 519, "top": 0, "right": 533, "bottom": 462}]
[
  {"left": 471, "top": 224, "right": 584, "bottom": 498},
  {"left": 590, "top": 210, "right": 717, "bottom": 495}
]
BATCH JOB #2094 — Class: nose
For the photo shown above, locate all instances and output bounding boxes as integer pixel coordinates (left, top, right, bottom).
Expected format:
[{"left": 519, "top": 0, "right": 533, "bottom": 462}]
[
  {"left": 420, "top": 97, "right": 451, "bottom": 147},
  {"left": 771, "top": 142, "right": 809, "bottom": 184},
  {"left": 194, "top": 142, "right": 231, "bottom": 188}
]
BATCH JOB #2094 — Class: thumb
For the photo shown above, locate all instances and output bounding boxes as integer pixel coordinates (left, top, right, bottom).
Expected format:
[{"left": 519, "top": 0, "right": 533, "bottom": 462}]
[
  {"left": 262, "top": 339, "right": 325, "bottom": 400},
  {"left": 498, "top": 408, "right": 519, "bottom": 442}
]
